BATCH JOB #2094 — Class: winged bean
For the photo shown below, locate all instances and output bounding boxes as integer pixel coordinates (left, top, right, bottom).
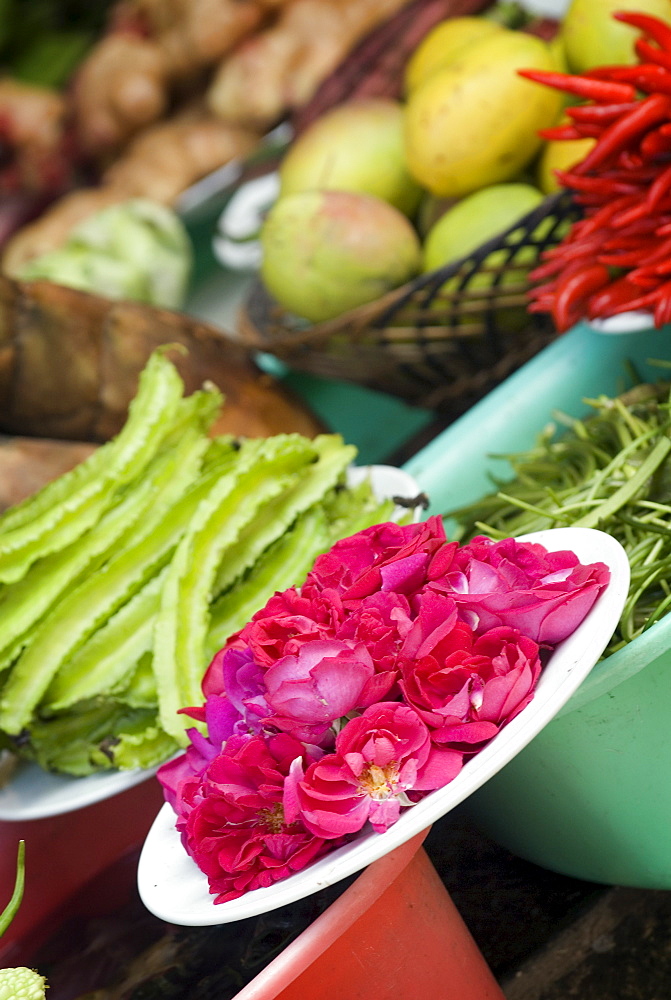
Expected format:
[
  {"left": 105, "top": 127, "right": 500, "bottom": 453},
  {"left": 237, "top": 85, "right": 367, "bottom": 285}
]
[{"left": 154, "top": 434, "right": 317, "bottom": 742}]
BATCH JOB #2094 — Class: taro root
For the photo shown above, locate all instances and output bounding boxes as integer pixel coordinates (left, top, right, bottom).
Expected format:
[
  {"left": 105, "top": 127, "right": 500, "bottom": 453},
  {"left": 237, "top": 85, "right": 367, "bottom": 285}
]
[{"left": 0, "top": 273, "right": 323, "bottom": 442}]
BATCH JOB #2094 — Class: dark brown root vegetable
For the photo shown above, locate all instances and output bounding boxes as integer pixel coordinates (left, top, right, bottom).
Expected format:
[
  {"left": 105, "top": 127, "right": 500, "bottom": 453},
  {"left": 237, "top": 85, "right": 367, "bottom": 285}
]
[
  {"left": 0, "top": 436, "right": 96, "bottom": 510},
  {"left": 0, "top": 274, "right": 324, "bottom": 442}
]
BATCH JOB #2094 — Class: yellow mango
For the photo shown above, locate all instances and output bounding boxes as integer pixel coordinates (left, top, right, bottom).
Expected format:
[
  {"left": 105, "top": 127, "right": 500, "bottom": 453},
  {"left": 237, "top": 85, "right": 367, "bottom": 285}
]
[
  {"left": 537, "top": 135, "right": 596, "bottom": 194},
  {"left": 404, "top": 16, "right": 503, "bottom": 94},
  {"left": 404, "top": 31, "right": 564, "bottom": 199},
  {"left": 561, "top": 0, "right": 671, "bottom": 72}
]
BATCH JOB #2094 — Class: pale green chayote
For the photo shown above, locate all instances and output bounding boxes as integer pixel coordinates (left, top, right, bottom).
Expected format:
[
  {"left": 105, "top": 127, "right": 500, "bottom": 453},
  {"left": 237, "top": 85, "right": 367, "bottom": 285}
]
[{"left": 0, "top": 966, "right": 47, "bottom": 999}]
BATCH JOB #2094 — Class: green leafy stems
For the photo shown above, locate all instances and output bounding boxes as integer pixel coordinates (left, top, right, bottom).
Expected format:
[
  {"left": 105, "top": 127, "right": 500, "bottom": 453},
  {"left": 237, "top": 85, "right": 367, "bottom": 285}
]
[
  {"left": 448, "top": 381, "right": 671, "bottom": 656},
  {"left": 0, "top": 841, "right": 24, "bottom": 937}
]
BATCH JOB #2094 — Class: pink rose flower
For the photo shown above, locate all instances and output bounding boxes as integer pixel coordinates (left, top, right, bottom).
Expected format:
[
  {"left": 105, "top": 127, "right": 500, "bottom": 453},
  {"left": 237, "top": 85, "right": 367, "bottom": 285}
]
[
  {"left": 161, "top": 518, "right": 612, "bottom": 903},
  {"left": 401, "top": 626, "right": 542, "bottom": 751},
  {"left": 335, "top": 590, "right": 413, "bottom": 674},
  {"left": 431, "top": 535, "right": 610, "bottom": 645},
  {"left": 157, "top": 690, "right": 258, "bottom": 814},
  {"left": 264, "top": 639, "right": 396, "bottom": 744},
  {"left": 238, "top": 585, "right": 344, "bottom": 668},
  {"left": 307, "top": 516, "right": 449, "bottom": 602},
  {"left": 212, "top": 645, "right": 270, "bottom": 728},
  {"left": 290, "top": 702, "right": 462, "bottom": 838},
  {"left": 178, "top": 733, "right": 329, "bottom": 903}
]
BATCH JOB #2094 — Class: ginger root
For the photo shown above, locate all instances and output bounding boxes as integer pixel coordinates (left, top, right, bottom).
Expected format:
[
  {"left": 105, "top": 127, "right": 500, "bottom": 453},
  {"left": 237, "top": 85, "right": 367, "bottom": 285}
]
[
  {"left": 139, "top": 0, "right": 268, "bottom": 78},
  {"left": 206, "top": 0, "right": 410, "bottom": 130},
  {"left": 71, "top": 33, "right": 170, "bottom": 157},
  {"left": 101, "top": 111, "right": 261, "bottom": 203},
  {"left": 1, "top": 110, "right": 260, "bottom": 274}
]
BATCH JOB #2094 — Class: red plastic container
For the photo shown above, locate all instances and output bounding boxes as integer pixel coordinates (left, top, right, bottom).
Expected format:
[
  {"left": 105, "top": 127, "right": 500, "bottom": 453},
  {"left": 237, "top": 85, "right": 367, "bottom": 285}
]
[
  {"left": 0, "top": 775, "right": 164, "bottom": 967},
  {"left": 232, "top": 830, "right": 505, "bottom": 1000},
  {"left": 2, "top": 812, "right": 504, "bottom": 999}
]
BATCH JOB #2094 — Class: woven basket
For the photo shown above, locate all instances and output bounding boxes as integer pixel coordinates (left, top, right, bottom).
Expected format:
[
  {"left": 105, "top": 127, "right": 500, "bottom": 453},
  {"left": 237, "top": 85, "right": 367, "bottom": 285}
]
[{"left": 238, "top": 189, "right": 581, "bottom": 415}]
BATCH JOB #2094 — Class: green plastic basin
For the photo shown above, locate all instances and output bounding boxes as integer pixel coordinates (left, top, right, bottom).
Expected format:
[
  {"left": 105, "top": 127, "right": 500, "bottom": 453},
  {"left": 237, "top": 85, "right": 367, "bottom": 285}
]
[{"left": 404, "top": 320, "right": 671, "bottom": 888}]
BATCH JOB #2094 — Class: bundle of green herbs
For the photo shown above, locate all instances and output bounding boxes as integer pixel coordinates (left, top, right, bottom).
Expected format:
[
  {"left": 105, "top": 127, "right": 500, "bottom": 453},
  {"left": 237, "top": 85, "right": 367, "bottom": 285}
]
[{"left": 448, "top": 376, "right": 671, "bottom": 657}]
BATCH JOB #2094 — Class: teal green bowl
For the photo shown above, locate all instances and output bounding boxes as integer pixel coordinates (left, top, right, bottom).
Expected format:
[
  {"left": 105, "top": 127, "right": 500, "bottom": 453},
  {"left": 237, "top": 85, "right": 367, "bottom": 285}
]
[{"left": 404, "top": 320, "right": 671, "bottom": 888}]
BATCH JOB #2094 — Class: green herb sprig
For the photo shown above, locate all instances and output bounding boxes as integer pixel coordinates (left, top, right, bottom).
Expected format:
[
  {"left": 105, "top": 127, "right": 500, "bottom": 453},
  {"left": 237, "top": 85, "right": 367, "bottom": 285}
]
[{"left": 448, "top": 382, "right": 671, "bottom": 657}]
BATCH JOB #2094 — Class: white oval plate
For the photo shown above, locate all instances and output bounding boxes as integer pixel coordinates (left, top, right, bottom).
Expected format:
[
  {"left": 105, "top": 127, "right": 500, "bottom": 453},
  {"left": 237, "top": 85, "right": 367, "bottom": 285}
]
[
  {"left": 588, "top": 311, "right": 655, "bottom": 334},
  {"left": 137, "top": 526, "right": 630, "bottom": 925},
  {"left": 0, "top": 761, "right": 159, "bottom": 822},
  {"left": 0, "top": 465, "right": 422, "bottom": 822}
]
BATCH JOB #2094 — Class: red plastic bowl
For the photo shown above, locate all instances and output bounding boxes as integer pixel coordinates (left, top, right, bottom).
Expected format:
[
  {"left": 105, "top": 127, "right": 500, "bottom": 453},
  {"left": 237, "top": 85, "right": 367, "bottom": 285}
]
[
  {"left": 232, "top": 830, "right": 505, "bottom": 1000},
  {"left": 0, "top": 775, "right": 164, "bottom": 966}
]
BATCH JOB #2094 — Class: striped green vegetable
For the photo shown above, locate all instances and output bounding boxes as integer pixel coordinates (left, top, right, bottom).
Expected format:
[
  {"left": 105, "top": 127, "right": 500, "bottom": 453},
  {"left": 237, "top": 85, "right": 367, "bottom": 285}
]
[{"left": 0, "top": 350, "right": 411, "bottom": 774}]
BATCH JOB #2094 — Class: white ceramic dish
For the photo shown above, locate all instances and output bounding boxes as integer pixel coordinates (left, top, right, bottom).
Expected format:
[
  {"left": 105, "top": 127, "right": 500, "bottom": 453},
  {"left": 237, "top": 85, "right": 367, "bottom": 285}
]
[
  {"left": 137, "top": 525, "right": 630, "bottom": 926},
  {"left": 213, "top": 172, "right": 280, "bottom": 272},
  {"left": 588, "top": 312, "right": 656, "bottom": 335},
  {"left": 0, "top": 761, "right": 159, "bottom": 822},
  {"left": 0, "top": 465, "right": 422, "bottom": 822}
]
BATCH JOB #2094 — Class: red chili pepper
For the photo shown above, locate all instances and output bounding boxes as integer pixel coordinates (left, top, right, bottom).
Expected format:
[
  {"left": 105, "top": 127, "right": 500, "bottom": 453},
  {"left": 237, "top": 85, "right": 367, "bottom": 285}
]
[
  {"left": 627, "top": 271, "right": 661, "bottom": 288},
  {"left": 598, "top": 249, "right": 656, "bottom": 267},
  {"left": 555, "top": 170, "right": 639, "bottom": 195},
  {"left": 567, "top": 103, "right": 635, "bottom": 124},
  {"left": 653, "top": 282, "right": 671, "bottom": 325},
  {"left": 635, "top": 38, "right": 671, "bottom": 72},
  {"left": 551, "top": 264, "right": 611, "bottom": 331},
  {"left": 628, "top": 237, "right": 671, "bottom": 273},
  {"left": 517, "top": 68, "right": 637, "bottom": 103},
  {"left": 613, "top": 11, "right": 671, "bottom": 53},
  {"left": 646, "top": 162, "right": 671, "bottom": 210},
  {"left": 575, "top": 191, "right": 626, "bottom": 208},
  {"left": 527, "top": 282, "right": 557, "bottom": 302},
  {"left": 600, "top": 285, "right": 661, "bottom": 313},
  {"left": 621, "top": 65, "right": 671, "bottom": 95},
  {"left": 529, "top": 260, "right": 563, "bottom": 282},
  {"left": 603, "top": 219, "right": 664, "bottom": 245},
  {"left": 543, "top": 237, "right": 608, "bottom": 261},
  {"left": 639, "top": 125, "right": 671, "bottom": 160},
  {"left": 539, "top": 124, "right": 597, "bottom": 141},
  {"left": 577, "top": 194, "right": 641, "bottom": 237},
  {"left": 587, "top": 276, "right": 644, "bottom": 318},
  {"left": 647, "top": 258, "right": 671, "bottom": 276},
  {"left": 586, "top": 64, "right": 671, "bottom": 94},
  {"left": 531, "top": 242, "right": 600, "bottom": 281},
  {"left": 606, "top": 166, "right": 661, "bottom": 184},
  {"left": 574, "top": 94, "right": 671, "bottom": 175},
  {"left": 617, "top": 150, "right": 646, "bottom": 170},
  {"left": 610, "top": 202, "right": 652, "bottom": 228}
]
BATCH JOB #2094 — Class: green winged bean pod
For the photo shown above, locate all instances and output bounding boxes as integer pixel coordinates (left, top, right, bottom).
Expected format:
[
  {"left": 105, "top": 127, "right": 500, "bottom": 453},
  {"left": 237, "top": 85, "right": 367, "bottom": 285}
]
[
  {"left": 0, "top": 428, "right": 234, "bottom": 734},
  {"left": 154, "top": 434, "right": 318, "bottom": 742},
  {"left": 0, "top": 351, "right": 191, "bottom": 583},
  {"left": 212, "top": 433, "right": 356, "bottom": 596},
  {"left": 206, "top": 506, "right": 331, "bottom": 657}
]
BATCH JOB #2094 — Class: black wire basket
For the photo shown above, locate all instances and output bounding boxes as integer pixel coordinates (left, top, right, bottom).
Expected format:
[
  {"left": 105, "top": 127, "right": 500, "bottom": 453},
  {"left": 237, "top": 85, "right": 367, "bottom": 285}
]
[{"left": 238, "top": 188, "right": 581, "bottom": 416}]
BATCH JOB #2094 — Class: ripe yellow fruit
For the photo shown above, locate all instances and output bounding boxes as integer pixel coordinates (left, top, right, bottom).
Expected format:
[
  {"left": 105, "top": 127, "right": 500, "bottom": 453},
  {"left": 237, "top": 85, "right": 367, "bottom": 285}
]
[
  {"left": 260, "top": 191, "right": 422, "bottom": 323},
  {"left": 537, "top": 135, "right": 596, "bottom": 194},
  {"left": 561, "top": 0, "right": 671, "bottom": 72},
  {"left": 278, "top": 98, "right": 422, "bottom": 216},
  {"left": 404, "top": 16, "right": 503, "bottom": 93},
  {"left": 422, "top": 182, "right": 544, "bottom": 278},
  {"left": 404, "top": 31, "right": 564, "bottom": 199}
]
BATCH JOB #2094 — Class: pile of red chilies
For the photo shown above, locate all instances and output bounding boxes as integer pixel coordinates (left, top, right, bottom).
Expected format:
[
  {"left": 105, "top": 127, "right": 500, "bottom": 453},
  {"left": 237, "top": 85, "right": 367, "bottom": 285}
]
[{"left": 519, "top": 10, "right": 671, "bottom": 331}]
